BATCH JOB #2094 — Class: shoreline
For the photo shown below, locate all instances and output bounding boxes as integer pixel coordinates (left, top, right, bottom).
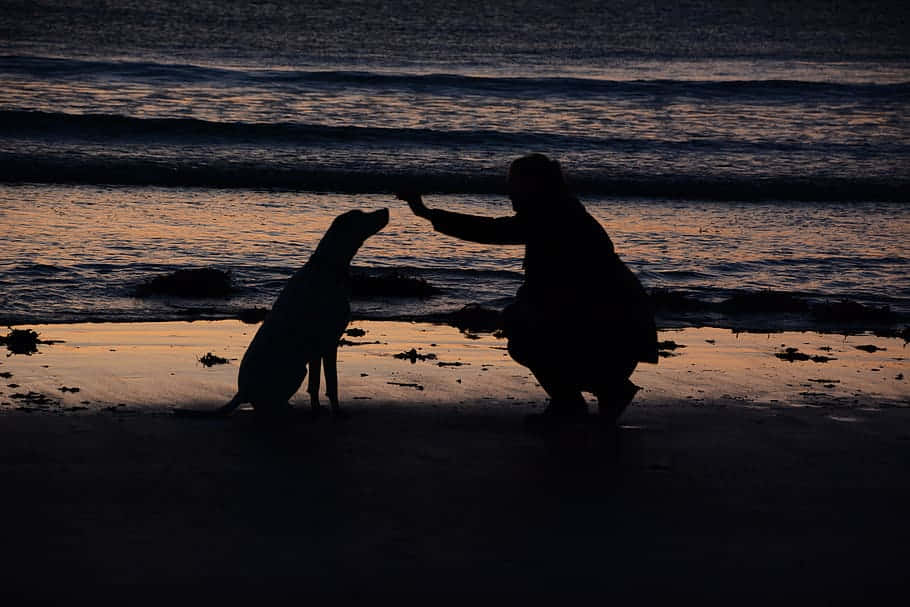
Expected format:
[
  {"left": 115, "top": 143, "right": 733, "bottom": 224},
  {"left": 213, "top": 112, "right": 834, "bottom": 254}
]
[
  {"left": 0, "top": 318, "right": 905, "bottom": 415},
  {"left": 1, "top": 305, "right": 907, "bottom": 340}
]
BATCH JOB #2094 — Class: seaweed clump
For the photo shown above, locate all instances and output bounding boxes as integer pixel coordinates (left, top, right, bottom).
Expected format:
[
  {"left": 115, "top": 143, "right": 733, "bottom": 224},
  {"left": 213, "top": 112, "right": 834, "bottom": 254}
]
[
  {"left": 394, "top": 348, "right": 437, "bottom": 363},
  {"left": 350, "top": 270, "right": 441, "bottom": 298},
  {"left": 855, "top": 344, "right": 886, "bottom": 353},
  {"left": 657, "top": 340, "right": 686, "bottom": 351},
  {"left": 775, "top": 347, "right": 836, "bottom": 363},
  {"left": 198, "top": 352, "right": 230, "bottom": 367},
  {"left": 775, "top": 347, "right": 811, "bottom": 362},
  {"left": 10, "top": 391, "right": 59, "bottom": 410},
  {"left": 1, "top": 328, "right": 60, "bottom": 356},
  {"left": 135, "top": 268, "right": 233, "bottom": 298},
  {"left": 657, "top": 339, "right": 686, "bottom": 358},
  {"left": 338, "top": 338, "right": 381, "bottom": 346}
]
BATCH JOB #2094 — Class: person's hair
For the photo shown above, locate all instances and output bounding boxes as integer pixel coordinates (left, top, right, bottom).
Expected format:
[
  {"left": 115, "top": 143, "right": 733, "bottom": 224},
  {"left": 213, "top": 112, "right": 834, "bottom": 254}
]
[{"left": 508, "top": 153, "right": 567, "bottom": 197}]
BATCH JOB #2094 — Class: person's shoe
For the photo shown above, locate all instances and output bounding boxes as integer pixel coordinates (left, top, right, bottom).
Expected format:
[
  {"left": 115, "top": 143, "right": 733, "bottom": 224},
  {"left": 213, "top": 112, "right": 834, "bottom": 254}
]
[
  {"left": 597, "top": 380, "right": 641, "bottom": 424},
  {"left": 524, "top": 398, "right": 588, "bottom": 431}
]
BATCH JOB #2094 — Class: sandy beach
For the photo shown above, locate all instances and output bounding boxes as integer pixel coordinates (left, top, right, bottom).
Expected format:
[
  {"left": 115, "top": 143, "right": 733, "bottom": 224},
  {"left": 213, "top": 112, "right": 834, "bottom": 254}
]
[
  {"left": 4, "top": 1, "right": 909, "bottom": 603},
  {"left": 1, "top": 320, "right": 907, "bottom": 602}
]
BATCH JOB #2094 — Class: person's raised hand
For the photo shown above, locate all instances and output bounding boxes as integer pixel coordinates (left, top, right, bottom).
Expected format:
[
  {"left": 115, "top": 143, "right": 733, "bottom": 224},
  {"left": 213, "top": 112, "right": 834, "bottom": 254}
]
[{"left": 396, "top": 190, "right": 430, "bottom": 219}]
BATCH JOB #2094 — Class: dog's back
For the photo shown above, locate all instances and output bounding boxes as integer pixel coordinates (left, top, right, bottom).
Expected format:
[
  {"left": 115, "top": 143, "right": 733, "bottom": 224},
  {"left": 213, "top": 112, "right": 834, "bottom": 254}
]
[
  {"left": 237, "top": 261, "right": 352, "bottom": 409},
  {"left": 174, "top": 208, "right": 390, "bottom": 418}
]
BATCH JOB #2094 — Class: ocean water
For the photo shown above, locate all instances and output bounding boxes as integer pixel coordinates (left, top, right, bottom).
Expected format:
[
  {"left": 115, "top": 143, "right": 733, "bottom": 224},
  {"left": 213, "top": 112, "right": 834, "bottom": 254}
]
[{"left": 1, "top": 1, "right": 908, "bottom": 328}]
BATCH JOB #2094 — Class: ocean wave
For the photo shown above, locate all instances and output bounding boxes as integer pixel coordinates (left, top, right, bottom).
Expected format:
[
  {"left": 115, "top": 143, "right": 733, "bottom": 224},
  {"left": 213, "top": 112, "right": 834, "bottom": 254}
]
[
  {"left": 9, "top": 110, "right": 908, "bottom": 157},
  {"left": 3, "top": 55, "right": 908, "bottom": 100},
  {"left": 1, "top": 151, "right": 907, "bottom": 202},
  {"left": 8, "top": 263, "right": 67, "bottom": 275}
]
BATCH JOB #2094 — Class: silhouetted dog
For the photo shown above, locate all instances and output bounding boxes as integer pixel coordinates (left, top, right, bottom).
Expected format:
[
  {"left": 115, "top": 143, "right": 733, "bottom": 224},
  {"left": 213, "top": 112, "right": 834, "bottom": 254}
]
[{"left": 176, "top": 208, "right": 389, "bottom": 418}]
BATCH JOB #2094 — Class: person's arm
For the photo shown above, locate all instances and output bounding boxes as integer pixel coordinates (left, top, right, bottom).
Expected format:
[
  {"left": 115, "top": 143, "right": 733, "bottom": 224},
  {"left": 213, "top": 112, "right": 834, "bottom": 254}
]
[{"left": 397, "top": 191, "right": 525, "bottom": 245}]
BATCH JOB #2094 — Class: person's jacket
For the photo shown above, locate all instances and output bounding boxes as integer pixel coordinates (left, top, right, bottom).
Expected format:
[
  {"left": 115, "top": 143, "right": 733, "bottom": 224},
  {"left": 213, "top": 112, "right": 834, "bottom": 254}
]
[{"left": 426, "top": 197, "right": 659, "bottom": 364}]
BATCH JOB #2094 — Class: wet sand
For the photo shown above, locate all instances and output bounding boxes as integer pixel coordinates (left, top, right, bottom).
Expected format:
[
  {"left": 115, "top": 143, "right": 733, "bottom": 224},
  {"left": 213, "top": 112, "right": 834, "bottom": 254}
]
[{"left": 1, "top": 321, "right": 908, "bottom": 602}]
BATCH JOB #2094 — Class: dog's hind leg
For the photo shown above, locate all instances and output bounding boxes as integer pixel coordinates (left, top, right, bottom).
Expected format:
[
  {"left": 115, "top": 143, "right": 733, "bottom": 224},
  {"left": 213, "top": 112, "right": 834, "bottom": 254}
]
[
  {"left": 323, "top": 345, "right": 346, "bottom": 418},
  {"left": 307, "top": 356, "right": 325, "bottom": 416},
  {"left": 173, "top": 392, "right": 244, "bottom": 418},
  {"left": 218, "top": 392, "right": 245, "bottom": 415}
]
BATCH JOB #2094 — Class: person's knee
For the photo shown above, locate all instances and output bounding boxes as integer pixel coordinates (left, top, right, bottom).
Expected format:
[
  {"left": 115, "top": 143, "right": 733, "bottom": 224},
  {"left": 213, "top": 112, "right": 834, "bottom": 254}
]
[
  {"left": 618, "top": 357, "right": 638, "bottom": 380},
  {"left": 507, "top": 336, "right": 532, "bottom": 367}
]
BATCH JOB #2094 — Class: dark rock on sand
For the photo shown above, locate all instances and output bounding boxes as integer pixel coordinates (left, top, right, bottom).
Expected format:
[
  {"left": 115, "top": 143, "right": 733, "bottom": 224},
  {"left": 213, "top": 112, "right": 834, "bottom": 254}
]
[
  {"left": 351, "top": 270, "right": 440, "bottom": 298},
  {"left": 811, "top": 299, "right": 895, "bottom": 324},
  {"left": 648, "top": 288, "right": 704, "bottom": 312},
  {"left": 0, "top": 371, "right": 11, "bottom": 378},
  {"left": 134, "top": 268, "right": 233, "bottom": 298},
  {"left": 873, "top": 326, "right": 910, "bottom": 342},
  {"left": 425, "top": 304, "right": 503, "bottom": 333},
  {"left": 345, "top": 327, "right": 367, "bottom": 337},
  {"left": 237, "top": 308, "right": 269, "bottom": 324},
  {"left": 719, "top": 291, "right": 810, "bottom": 314},
  {"left": 452, "top": 304, "right": 502, "bottom": 331},
  {"left": 176, "top": 306, "right": 220, "bottom": 317}
]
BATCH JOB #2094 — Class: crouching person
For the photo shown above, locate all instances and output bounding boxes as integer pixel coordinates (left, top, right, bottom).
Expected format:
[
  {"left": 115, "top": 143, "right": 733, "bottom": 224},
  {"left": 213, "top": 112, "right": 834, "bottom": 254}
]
[{"left": 399, "top": 154, "right": 657, "bottom": 427}]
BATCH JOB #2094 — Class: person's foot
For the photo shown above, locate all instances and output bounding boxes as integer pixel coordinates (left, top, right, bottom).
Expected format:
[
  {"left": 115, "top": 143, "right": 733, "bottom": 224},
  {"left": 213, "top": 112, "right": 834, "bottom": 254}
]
[
  {"left": 596, "top": 380, "right": 641, "bottom": 424},
  {"left": 524, "top": 397, "right": 588, "bottom": 430}
]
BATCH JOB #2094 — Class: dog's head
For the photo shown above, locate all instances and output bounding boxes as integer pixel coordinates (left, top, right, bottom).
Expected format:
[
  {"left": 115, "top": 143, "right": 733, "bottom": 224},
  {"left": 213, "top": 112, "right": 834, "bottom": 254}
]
[{"left": 313, "top": 208, "right": 389, "bottom": 266}]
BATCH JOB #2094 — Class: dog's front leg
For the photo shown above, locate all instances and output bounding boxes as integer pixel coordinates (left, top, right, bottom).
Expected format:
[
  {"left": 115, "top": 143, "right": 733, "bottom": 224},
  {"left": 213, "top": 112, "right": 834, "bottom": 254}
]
[
  {"left": 323, "top": 345, "right": 344, "bottom": 417},
  {"left": 307, "top": 356, "right": 324, "bottom": 415}
]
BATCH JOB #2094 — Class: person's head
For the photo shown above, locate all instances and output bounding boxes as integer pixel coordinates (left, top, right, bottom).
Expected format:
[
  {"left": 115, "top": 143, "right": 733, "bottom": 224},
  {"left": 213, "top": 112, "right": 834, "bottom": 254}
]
[{"left": 507, "top": 153, "right": 567, "bottom": 214}]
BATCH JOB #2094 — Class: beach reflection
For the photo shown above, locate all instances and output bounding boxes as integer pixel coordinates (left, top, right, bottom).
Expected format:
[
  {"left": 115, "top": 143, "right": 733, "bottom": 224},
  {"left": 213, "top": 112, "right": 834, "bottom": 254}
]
[{"left": 1, "top": 321, "right": 905, "bottom": 414}]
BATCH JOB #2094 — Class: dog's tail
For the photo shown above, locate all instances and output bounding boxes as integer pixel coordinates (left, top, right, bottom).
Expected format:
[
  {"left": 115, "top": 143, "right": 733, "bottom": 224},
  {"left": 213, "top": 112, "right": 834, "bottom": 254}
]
[{"left": 173, "top": 393, "right": 245, "bottom": 418}]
